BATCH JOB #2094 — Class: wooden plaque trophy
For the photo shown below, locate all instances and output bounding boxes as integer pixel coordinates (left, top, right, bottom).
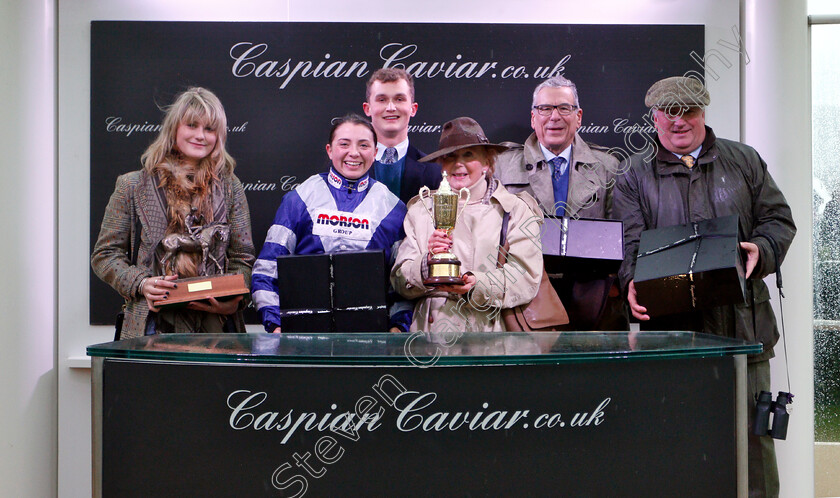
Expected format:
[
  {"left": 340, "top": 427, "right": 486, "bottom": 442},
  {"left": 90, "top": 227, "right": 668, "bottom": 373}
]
[{"left": 155, "top": 217, "right": 249, "bottom": 309}]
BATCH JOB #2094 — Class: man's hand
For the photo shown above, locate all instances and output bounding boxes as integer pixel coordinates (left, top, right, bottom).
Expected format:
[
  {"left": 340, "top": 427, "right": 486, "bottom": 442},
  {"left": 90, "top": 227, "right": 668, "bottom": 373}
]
[
  {"left": 627, "top": 280, "right": 650, "bottom": 321},
  {"left": 740, "top": 241, "right": 760, "bottom": 278}
]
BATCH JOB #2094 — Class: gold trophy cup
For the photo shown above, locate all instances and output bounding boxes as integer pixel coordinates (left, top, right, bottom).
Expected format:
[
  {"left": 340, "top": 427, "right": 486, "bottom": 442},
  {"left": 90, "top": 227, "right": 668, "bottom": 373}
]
[{"left": 419, "top": 172, "right": 471, "bottom": 286}]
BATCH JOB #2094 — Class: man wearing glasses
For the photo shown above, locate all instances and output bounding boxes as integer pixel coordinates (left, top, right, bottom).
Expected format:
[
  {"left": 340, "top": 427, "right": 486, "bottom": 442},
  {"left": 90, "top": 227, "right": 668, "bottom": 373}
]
[{"left": 496, "top": 75, "right": 627, "bottom": 330}]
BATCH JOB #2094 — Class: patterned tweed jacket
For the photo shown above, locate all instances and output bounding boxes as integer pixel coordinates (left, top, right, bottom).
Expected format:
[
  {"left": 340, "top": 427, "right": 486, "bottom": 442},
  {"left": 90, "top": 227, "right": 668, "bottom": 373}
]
[{"left": 91, "top": 170, "right": 255, "bottom": 338}]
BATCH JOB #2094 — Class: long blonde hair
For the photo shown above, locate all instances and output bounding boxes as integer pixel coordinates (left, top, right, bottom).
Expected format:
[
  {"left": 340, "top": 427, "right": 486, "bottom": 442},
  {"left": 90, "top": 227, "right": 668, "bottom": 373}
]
[{"left": 142, "top": 87, "right": 236, "bottom": 277}]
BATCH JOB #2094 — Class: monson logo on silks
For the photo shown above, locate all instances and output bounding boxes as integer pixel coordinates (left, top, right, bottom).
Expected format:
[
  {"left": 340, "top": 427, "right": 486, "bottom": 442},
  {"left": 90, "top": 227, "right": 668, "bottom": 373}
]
[{"left": 312, "top": 208, "right": 373, "bottom": 240}]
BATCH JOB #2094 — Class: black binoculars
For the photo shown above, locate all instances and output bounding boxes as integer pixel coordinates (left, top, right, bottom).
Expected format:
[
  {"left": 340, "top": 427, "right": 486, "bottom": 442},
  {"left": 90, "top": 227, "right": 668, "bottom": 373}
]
[{"left": 752, "top": 391, "right": 794, "bottom": 440}]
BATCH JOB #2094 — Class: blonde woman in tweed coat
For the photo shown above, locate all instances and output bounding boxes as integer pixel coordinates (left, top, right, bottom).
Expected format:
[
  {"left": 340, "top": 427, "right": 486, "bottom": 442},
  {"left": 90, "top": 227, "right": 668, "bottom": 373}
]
[{"left": 92, "top": 87, "right": 255, "bottom": 338}]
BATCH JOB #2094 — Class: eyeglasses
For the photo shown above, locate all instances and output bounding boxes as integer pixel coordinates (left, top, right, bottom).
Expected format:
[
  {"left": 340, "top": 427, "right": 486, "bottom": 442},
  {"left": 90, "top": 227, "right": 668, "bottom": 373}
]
[{"left": 532, "top": 104, "right": 579, "bottom": 116}]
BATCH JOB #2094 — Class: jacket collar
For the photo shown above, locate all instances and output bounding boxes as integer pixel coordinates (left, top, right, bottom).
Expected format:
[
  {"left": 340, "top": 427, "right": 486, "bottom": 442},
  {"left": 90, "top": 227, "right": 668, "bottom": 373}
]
[
  {"left": 136, "top": 171, "right": 169, "bottom": 267},
  {"left": 490, "top": 177, "right": 542, "bottom": 215},
  {"left": 523, "top": 132, "right": 547, "bottom": 168},
  {"left": 327, "top": 167, "right": 370, "bottom": 192},
  {"left": 489, "top": 177, "right": 518, "bottom": 212},
  {"left": 654, "top": 125, "right": 718, "bottom": 166},
  {"left": 523, "top": 132, "right": 601, "bottom": 169},
  {"left": 522, "top": 133, "right": 604, "bottom": 216},
  {"left": 565, "top": 135, "right": 605, "bottom": 217}
]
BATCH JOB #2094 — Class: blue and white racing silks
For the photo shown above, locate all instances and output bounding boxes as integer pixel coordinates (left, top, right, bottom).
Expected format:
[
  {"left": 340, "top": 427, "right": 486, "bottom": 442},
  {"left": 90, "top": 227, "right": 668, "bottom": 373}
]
[{"left": 252, "top": 168, "right": 409, "bottom": 332}]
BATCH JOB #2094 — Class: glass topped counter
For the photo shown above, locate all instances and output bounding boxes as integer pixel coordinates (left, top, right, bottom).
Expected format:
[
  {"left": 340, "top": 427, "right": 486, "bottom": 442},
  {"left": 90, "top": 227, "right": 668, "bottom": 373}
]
[{"left": 87, "top": 331, "right": 762, "bottom": 366}]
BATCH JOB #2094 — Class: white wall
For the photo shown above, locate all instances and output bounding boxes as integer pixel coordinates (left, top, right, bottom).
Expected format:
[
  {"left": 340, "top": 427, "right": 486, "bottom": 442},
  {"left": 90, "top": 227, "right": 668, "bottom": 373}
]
[
  {"left": 744, "top": 1, "right": 813, "bottom": 496},
  {"left": 50, "top": 0, "right": 814, "bottom": 496},
  {"left": 0, "top": 0, "right": 57, "bottom": 496},
  {"left": 58, "top": 4, "right": 293, "bottom": 497}
]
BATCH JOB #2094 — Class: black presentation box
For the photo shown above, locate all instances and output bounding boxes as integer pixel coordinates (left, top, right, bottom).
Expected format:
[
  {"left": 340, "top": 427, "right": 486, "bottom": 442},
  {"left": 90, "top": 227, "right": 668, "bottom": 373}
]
[
  {"left": 276, "top": 254, "right": 332, "bottom": 332},
  {"left": 332, "top": 251, "right": 387, "bottom": 309},
  {"left": 634, "top": 215, "right": 746, "bottom": 317},
  {"left": 541, "top": 216, "right": 624, "bottom": 275},
  {"left": 276, "top": 251, "right": 388, "bottom": 332},
  {"left": 333, "top": 251, "right": 389, "bottom": 332}
]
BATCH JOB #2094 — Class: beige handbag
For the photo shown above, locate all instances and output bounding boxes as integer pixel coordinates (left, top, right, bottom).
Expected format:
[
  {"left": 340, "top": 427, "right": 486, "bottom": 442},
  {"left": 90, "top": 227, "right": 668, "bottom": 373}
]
[{"left": 496, "top": 211, "right": 569, "bottom": 331}]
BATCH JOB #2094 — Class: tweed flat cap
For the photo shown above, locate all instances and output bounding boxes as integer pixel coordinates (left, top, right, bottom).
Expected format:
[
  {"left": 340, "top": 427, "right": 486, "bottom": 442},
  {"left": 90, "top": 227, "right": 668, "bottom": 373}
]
[{"left": 645, "top": 76, "right": 710, "bottom": 109}]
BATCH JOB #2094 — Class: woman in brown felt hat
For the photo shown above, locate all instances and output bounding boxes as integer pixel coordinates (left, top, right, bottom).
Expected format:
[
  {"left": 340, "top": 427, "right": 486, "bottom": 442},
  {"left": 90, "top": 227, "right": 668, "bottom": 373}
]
[{"left": 391, "top": 117, "right": 544, "bottom": 332}]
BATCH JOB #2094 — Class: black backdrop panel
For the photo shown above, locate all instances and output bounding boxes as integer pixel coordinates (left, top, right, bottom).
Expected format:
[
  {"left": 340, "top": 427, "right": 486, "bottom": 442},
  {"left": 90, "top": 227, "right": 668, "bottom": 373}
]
[
  {"left": 101, "top": 357, "right": 736, "bottom": 496},
  {"left": 90, "top": 22, "right": 704, "bottom": 323}
]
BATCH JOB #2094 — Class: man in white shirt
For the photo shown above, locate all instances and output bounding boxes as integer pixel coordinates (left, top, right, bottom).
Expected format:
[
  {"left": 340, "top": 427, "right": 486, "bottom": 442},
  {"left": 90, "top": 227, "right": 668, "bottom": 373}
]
[
  {"left": 363, "top": 68, "right": 441, "bottom": 204},
  {"left": 495, "top": 75, "right": 626, "bottom": 331}
]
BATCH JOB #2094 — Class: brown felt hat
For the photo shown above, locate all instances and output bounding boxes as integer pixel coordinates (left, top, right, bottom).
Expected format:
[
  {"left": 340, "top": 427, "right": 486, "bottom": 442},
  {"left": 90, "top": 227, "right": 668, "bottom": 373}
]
[
  {"left": 645, "top": 76, "right": 710, "bottom": 110},
  {"left": 419, "top": 116, "right": 508, "bottom": 163}
]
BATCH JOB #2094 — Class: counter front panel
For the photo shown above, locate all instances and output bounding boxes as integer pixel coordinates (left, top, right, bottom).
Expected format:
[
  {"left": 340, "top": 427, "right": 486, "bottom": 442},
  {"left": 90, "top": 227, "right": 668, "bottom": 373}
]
[{"left": 89, "top": 332, "right": 757, "bottom": 497}]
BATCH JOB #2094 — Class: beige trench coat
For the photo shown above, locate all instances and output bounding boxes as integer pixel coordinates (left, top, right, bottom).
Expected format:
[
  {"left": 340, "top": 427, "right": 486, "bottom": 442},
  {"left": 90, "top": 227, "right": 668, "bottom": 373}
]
[{"left": 391, "top": 179, "right": 543, "bottom": 333}]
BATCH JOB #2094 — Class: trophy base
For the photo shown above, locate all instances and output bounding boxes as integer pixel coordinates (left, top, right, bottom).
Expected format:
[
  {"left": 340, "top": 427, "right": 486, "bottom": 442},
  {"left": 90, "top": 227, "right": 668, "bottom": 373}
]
[
  {"left": 157, "top": 273, "right": 249, "bottom": 310},
  {"left": 423, "top": 254, "right": 464, "bottom": 287},
  {"left": 423, "top": 276, "right": 465, "bottom": 286}
]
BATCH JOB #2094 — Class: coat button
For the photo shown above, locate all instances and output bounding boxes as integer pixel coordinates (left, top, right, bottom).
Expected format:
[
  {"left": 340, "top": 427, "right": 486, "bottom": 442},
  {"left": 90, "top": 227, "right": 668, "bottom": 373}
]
[{"left": 525, "top": 164, "right": 534, "bottom": 171}]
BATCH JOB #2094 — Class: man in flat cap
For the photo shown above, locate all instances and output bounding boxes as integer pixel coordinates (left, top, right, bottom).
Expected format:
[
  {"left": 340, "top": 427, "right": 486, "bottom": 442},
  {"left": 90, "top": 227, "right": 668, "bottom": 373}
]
[
  {"left": 612, "top": 76, "right": 796, "bottom": 497},
  {"left": 495, "top": 75, "right": 628, "bottom": 331}
]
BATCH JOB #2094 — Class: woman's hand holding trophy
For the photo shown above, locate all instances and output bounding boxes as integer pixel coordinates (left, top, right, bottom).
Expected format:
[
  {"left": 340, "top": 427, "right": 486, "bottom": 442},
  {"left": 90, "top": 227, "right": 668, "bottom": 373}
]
[{"left": 419, "top": 171, "right": 470, "bottom": 287}]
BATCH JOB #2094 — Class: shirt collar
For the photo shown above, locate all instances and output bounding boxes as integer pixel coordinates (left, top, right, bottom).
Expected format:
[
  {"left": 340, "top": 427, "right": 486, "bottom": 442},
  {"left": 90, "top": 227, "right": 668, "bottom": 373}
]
[
  {"left": 327, "top": 168, "right": 370, "bottom": 192},
  {"left": 672, "top": 145, "right": 702, "bottom": 161},
  {"left": 539, "top": 142, "right": 572, "bottom": 174},
  {"left": 376, "top": 138, "right": 409, "bottom": 161},
  {"left": 539, "top": 142, "right": 572, "bottom": 163}
]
